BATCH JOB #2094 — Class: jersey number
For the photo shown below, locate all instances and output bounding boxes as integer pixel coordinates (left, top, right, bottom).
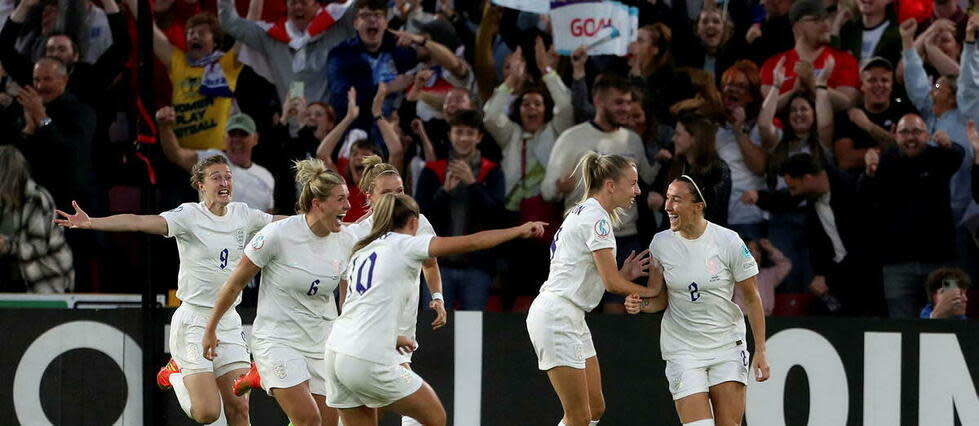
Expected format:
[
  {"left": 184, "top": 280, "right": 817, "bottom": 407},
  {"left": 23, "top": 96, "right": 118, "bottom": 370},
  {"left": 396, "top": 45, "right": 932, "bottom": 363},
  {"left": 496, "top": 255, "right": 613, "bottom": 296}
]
[
  {"left": 354, "top": 252, "right": 378, "bottom": 295},
  {"left": 549, "top": 227, "right": 563, "bottom": 260},
  {"left": 219, "top": 248, "right": 229, "bottom": 269},
  {"left": 307, "top": 279, "right": 321, "bottom": 296},
  {"left": 688, "top": 282, "right": 700, "bottom": 302}
]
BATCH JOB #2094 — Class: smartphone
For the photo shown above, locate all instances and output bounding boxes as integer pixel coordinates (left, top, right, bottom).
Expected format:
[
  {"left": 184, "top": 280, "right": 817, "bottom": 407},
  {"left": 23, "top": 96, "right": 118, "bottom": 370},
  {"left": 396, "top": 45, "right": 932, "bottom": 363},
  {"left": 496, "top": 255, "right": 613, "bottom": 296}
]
[
  {"left": 289, "top": 81, "right": 304, "bottom": 99},
  {"left": 943, "top": 279, "right": 960, "bottom": 291}
]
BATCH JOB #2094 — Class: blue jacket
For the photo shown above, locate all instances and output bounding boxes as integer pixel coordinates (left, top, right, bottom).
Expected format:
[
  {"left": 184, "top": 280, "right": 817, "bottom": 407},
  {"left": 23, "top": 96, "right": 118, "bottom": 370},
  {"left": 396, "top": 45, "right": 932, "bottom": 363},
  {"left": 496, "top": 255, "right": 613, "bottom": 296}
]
[{"left": 327, "top": 31, "right": 418, "bottom": 135}]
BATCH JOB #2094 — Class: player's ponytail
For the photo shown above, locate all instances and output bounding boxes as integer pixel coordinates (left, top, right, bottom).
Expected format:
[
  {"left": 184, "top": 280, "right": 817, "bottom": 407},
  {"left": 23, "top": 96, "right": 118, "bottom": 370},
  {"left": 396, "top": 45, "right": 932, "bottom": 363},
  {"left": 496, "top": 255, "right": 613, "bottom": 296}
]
[
  {"left": 358, "top": 155, "right": 400, "bottom": 201},
  {"left": 353, "top": 193, "right": 420, "bottom": 253},
  {"left": 572, "top": 152, "right": 635, "bottom": 225},
  {"left": 294, "top": 158, "right": 346, "bottom": 213}
]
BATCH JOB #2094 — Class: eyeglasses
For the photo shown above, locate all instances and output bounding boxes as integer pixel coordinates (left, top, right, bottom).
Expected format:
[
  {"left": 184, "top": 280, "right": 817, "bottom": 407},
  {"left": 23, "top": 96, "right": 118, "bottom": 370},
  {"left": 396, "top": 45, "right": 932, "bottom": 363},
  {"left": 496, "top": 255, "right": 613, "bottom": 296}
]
[
  {"left": 897, "top": 128, "right": 927, "bottom": 137},
  {"left": 357, "top": 11, "right": 386, "bottom": 21}
]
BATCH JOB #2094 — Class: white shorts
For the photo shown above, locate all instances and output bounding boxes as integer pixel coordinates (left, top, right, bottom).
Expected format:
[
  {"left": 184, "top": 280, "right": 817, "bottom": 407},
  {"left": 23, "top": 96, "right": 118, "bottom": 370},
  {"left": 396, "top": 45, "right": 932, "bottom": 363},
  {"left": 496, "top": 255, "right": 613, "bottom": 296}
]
[
  {"left": 251, "top": 337, "right": 327, "bottom": 396},
  {"left": 526, "top": 292, "right": 596, "bottom": 370},
  {"left": 169, "top": 304, "right": 250, "bottom": 377},
  {"left": 324, "top": 349, "right": 424, "bottom": 409},
  {"left": 664, "top": 342, "right": 750, "bottom": 400}
]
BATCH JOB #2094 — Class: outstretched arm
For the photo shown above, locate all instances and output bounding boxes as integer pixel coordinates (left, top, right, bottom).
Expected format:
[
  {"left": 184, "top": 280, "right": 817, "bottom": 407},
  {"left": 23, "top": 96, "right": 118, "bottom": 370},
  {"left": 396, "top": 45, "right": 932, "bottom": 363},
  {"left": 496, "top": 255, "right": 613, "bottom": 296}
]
[
  {"left": 55, "top": 201, "right": 169, "bottom": 235},
  {"left": 427, "top": 222, "right": 546, "bottom": 258}
]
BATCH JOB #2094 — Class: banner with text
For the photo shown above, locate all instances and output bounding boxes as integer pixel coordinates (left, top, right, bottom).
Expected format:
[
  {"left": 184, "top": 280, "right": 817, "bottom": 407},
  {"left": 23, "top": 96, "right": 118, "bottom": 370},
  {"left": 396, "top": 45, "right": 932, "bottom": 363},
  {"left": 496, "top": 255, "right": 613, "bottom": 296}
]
[{"left": 550, "top": 0, "right": 637, "bottom": 56}]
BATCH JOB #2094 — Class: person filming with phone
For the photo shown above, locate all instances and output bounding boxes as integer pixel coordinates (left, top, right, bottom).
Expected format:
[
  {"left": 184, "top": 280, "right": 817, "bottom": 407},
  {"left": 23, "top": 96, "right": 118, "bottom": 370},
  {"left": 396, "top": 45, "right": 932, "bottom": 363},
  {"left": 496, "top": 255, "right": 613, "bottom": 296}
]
[{"left": 921, "top": 268, "right": 971, "bottom": 319}]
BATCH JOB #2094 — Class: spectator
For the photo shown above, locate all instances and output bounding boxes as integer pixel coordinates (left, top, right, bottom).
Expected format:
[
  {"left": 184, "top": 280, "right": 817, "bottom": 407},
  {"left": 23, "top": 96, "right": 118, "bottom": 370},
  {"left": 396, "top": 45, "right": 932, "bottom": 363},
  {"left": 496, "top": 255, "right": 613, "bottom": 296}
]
[
  {"left": 861, "top": 114, "right": 964, "bottom": 318},
  {"left": 835, "top": 0, "right": 901, "bottom": 64},
  {"left": 780, "top": 153, "right": 882, "bottom": 316},
  {"left": 664, "top": 102, "right": 732, "bottom": 227},
  {"left": 153, "top": 13, "right": 242, "bottom": 150},
  {"left": 414, "top": 85, "right": 475, "bottom": 160},
  {"left": 267, "top": 96, "right": 337, "bottom": 213},
  {"left": 919, "top": 0, "right": 969, "bottom": 42},
  {"left": 626, "top": 23, "right": 677, "bottom": 125},
  {"left": 415, "top": 110, "right": 505, "bottom": 310},
  {"left": 218, "top": 0, "right": 355, "bottom": 103},
  {"left": 760, "top": 0, "right": 860, "bottom": 110},
  {"left": 0, "top": 145, "right": 73, "bottom": 293},
  {"left": 716, "top": 60, "right": 768, "bottom": 240},
  {"left": 734, "top": 239, "right": 792, "bottom": 316},
  {"left": 921, "top": 267, "right": 971, "bottom": 319},
  {"left": 541, "top": 73, "right": 660, "bottom": 313},
  {"left": 158, "top": 108, "right": 276, "bottom": 213},
  {"left": 833, "top": 57, "right": 915, "bottom": 172},
  {"left": 0, "top": 0, "right": 127, "bottom": 108},
  {"left": 744, "top": 0, "right": 795, "bottom": 64},
  {"left": 674, "top": 2, "right": 740, "bottom": 82},
  {"left": 405, "top": 18, "right": 472, "bottom": 121},
  {"left": 899, "top": 19, "right": 962, "bottom": 82}
]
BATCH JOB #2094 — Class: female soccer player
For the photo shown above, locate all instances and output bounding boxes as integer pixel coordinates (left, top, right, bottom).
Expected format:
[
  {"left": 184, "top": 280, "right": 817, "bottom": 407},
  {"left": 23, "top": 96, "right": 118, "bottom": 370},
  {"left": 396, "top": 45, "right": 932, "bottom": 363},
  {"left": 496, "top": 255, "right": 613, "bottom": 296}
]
[
  {"left": 527, "top": 152, "right": 658, "bottom": 426},
  {"left": 202, "top": 159, "right": 356, "bottom": 426},
  {"left": 626, "top": 175, "right": 770, "bottom": 426},
  {"left": 55, "top": 155, "right": 269, "bottom": 425},
  {"left": 325, "top": 193, "right": 545, "bottom": 426}
]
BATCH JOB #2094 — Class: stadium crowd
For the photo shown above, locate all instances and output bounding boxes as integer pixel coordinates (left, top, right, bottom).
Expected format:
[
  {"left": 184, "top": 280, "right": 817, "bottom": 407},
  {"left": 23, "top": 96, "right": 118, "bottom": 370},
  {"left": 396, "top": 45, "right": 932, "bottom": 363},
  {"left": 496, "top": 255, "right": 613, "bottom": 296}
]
[{"left": 0, "top": 0, "right": 977, "bottom": 319}]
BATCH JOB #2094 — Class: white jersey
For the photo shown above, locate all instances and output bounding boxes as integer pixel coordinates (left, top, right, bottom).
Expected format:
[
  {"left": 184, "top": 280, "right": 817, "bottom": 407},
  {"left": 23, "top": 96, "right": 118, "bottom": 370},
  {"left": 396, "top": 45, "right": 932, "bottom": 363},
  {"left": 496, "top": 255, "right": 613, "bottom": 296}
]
[
  {"left": 160, "top": 201, "right": 272, "bottom": 308},
  {"left": 650, "top": 222, "right": 758, "bottom": 361},
  {"left": 538, "top": 198, "right": 616, "bottom": 312},
  {"left": 245, "top": 215, "right": 357, "bottom": 356},
  {"left": 328, "top": 232, "right": 435, "bottom": 365},
  {"left": 346, "top": 213, "right": 436, "bottom": 339}
]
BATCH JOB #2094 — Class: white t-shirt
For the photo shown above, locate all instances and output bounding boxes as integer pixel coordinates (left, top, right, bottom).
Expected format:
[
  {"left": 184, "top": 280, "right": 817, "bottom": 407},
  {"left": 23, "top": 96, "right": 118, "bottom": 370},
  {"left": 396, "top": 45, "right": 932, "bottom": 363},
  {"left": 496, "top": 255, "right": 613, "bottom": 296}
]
[
  {"left": 651, "top": 222, "right": 758, "bottom": 360},
  {"left": 346, "top": 213, "right": 437, "bottom": 339},
  {"left": 197, "top": 150, "right": 275, "bottom": 213},
  {"left": 160, "top": 201, "right": 272, "bottom": 308},
  {"left": 538, "top": 198, "right": 617, "bottom": 312},
  {"left": 861, "top": 22, "right": 889, "bottom": 60},
  {"left": 328, "top": 232, "right": 435, "bottom": 365},
  {"left": 715, "top": 125, "right": 768, "bottom": 225},
  {"left": 246, "top": 215, "right": 358, "bottom": 356}
]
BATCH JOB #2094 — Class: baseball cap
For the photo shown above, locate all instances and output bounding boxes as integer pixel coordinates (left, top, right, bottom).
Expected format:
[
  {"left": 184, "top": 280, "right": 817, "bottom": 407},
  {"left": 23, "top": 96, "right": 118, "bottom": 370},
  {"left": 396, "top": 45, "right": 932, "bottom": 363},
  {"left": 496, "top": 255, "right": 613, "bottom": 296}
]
[
  {"left": 226, "top": 113, "right": 257, "bottom": 134},
  {"left": 412, "top": 19, "right": 461, "bottom": 52},
  {"left": 790, "top": 0, "right": 828, "bottom": 24},
  {"left": 860, "top": 56, "right": 894, "bottom": 73}
]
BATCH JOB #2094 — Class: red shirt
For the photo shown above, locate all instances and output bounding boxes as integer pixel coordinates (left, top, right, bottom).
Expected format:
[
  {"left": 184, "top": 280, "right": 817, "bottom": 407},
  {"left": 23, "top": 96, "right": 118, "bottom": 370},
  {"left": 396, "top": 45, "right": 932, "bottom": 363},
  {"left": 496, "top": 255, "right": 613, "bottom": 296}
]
[
  {"left": 335, "top": 157, "right": 368, "bottom": 222},
  {"left": 760, "top": 46, "right": 860, "bottom": 94}
]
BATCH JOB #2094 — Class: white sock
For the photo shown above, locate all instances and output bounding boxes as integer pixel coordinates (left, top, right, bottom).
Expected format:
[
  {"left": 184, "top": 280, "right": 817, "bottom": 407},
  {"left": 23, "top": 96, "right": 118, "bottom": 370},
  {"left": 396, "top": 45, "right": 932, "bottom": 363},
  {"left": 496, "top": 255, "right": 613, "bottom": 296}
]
[
  {"left": 401, "top": 416, "right": 422, "bottom": 426},
  {"left": 170, "top": 372, "right": 194, "bottom": 419},
  {"left": 683, "top": 419, "right": 715, "bottom": 426},
  {"left": 590, "top": 421, "right": 600, "bottom": 426},
  {"left": 558, "top": 422, "right": 567, "bottom": 426}
]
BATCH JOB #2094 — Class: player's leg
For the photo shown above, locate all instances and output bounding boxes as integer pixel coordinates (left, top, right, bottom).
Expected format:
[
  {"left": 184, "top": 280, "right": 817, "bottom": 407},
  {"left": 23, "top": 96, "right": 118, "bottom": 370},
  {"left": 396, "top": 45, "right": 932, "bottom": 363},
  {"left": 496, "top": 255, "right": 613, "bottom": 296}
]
[
  {"left": 398, "top": 363, "right": 422, "bottom": 426},
  {"left": 667, "top": 359, "right": 713, "bottom": 425},
  {"left": 583, "top": 356, "right": 605, "bottom": 424},
  {"left": 272, "top": 382, "right": 321, "bottom": 426},
  {"left": 385, "top": 381, "right": 447, "bottom": 426},
  {"left": 546, "top": 366, "right": 592, "bottom": 426},
  {"left": 674, "top": 393, "right": 713, "bottom": 425},
  {"left": 179, "top": 372, "right": 223, "bottom": 423},
  {"left": 166, "top": 306, "right": 225, "bottom": 423},
  {"left": 216, "top": 367, "right": 251, "bottom": 426},
  {"left": 313, "top": 394, "right": 340, "bottom": 426},
  {"left": 338, "top": 407, "right": 377, "bottom": 426},
  {"left": 707, "top": 381, "right": 746, "bottom": 426}
]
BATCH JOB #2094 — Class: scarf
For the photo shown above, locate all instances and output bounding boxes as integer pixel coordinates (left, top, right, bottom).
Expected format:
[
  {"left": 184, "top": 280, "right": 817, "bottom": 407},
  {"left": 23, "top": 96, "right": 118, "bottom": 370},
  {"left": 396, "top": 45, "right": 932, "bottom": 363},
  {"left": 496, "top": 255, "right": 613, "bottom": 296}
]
[
  {"left": 244, "top": 1, "right": 352, "bottom": 77},
  {"left": 188, "top": 51, "right": 233, "bottom": 98}
]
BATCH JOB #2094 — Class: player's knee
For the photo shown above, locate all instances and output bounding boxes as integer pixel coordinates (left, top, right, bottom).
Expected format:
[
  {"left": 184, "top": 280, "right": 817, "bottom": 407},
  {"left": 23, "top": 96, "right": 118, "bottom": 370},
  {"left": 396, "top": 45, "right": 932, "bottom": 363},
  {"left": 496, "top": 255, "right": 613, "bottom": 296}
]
[
  {"left": 223, "top": 396, "right": 249, "bottom": 423},
  {"left": 191, "top": 405, "right": 221, "bottom": 424},
  {"left": 423, "top": 405, "right": 447, "bottom": 426},
  {"left": 590, "top": 397, "right": 605, "bottom": 420},
  {"left": 292, "top": 411, "right": 322, "bottom": 426}
]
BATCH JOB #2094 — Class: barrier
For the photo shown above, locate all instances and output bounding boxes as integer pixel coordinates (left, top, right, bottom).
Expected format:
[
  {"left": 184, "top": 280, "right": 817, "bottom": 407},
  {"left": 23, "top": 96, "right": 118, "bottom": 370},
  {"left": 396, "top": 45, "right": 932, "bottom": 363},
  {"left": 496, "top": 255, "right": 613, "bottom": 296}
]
[{"left": 2, "top": 309, "right": 977, "bottom": 425}]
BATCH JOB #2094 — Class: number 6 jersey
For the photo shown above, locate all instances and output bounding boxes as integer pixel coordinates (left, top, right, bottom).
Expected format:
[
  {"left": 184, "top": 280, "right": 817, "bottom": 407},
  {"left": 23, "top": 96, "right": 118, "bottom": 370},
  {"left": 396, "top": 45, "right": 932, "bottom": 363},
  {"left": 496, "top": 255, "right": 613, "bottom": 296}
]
[
  {"left": 650, "top": 222, "right": 758, "bottom": 361},
  {"left": 160, "top": 201, "right": 272, "bottom": 309},
  {"left": 328, "top": 232, "right": 435, "bottom": 365},
  {"left": 245, "top": 215, "right": 357, "bottom": 356}
]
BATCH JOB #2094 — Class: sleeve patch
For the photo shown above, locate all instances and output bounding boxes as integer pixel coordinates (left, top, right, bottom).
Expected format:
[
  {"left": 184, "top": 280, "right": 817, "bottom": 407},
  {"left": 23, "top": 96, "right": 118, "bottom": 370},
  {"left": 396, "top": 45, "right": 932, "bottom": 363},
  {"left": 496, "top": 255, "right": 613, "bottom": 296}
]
[
  {"left": 594, "top": 219, "right": 611, "bottom": 239},
  {"left": 251, "top": 234, "right": 265, "bottom": 250}
]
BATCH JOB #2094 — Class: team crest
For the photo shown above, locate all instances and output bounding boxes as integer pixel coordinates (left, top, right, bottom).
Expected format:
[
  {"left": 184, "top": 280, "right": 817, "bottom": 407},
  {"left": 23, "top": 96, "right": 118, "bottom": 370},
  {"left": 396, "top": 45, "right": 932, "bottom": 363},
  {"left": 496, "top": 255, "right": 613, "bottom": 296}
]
[
  {"left": 272, "top": 361, "right": 287, "bottom": 379},
  {"left": 332, "top": 259, "right": 343, "bottom": 275},
  {"left": 251, "top": 235, "right": 265, "bottom": 250},
  {"left": 706, "top": 256, "right": 721, "bottom": 276},
  {"left": 594, "top": 219, "right": 611, "bottom": 239}
]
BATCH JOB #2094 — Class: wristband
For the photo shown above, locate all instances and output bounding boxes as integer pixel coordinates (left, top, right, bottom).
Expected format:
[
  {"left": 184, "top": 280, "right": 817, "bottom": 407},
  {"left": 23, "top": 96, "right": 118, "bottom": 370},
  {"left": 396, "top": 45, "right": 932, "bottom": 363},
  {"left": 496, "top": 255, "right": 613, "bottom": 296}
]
[{"left": 431, "top": 292, "right": 444, "bottom": 301}]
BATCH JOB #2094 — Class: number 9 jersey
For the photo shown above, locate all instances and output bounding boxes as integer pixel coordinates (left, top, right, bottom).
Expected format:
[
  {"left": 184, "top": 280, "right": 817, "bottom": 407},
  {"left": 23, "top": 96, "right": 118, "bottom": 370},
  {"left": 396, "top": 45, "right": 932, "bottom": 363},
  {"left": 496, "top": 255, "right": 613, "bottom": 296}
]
[{"left": 650, "top": 222, "right": 758, "bottom": 361}]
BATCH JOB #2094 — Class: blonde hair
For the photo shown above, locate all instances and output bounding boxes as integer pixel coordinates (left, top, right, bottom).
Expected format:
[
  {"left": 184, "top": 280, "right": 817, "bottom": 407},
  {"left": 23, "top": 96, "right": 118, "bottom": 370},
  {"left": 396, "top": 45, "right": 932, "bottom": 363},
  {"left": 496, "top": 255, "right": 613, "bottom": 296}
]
[
  {"left": 358, "top": 155, "right": 401, "bottom": 197},
  {"left": 293, "top": 158, "right": 346, "bottom": 213},
  {"left": 352, "top": 193, "right": 420, "bottom": 253},
  {"left": 190, "top": 154, "right": 230, "bottom": 190},
  {"left": 572, "top": 152, "right": 635, "bottom": 225}
]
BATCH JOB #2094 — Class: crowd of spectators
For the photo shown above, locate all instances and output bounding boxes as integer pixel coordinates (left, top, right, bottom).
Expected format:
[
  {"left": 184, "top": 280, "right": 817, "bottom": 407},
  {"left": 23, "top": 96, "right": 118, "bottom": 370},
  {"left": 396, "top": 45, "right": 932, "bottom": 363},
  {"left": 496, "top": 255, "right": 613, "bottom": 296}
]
[{"left": 1, "top": 0, "right": 978, "bottom": 319}]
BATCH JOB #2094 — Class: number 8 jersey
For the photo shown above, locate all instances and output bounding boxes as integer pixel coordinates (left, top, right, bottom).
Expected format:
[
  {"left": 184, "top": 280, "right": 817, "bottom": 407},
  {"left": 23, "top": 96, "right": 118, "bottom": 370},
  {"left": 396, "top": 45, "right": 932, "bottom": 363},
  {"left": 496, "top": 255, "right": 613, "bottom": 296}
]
[
  {"left": 539, "top": 198, "right": 616, "bottom": 312},
  {"left": 650, "top": 222, "right": 758, "bottom": 361},
  {"left": 327, "top": 232, "right": 435, "bottom": 365}
]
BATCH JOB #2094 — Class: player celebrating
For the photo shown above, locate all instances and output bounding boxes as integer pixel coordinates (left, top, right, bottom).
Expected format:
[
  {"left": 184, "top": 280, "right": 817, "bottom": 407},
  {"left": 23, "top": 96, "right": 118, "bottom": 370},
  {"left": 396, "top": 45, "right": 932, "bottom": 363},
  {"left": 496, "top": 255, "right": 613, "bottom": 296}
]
[
  {"left": 527, "top": 152, "right": 657, "bottom": 426},
  {"left": 325, "top": 193, "right": 545, "bottom": 426},
  {"left": 626, "top": 176, "right": 770, "bottom": 426},
  {"left": 55, "top": 155, "right": 271, "bottom": 425},
  {"left": 202, "top": 159, "right": 355, "bottom": 426}
]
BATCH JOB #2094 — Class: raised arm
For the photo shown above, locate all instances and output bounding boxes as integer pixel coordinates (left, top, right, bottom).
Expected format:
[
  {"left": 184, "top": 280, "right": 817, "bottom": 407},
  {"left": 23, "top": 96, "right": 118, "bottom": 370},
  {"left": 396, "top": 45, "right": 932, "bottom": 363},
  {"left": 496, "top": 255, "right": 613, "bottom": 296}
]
[
  {"left": 157, "top": 107, "right": 199, "bottom": 172},
  {"left": 202, "top": 256, "right": 260, "bottom": 360},
  {"left": 759, "top": 57, "right": 785, "bottom": 151},
  {"left": 958, "top": 16, "right": 979, "bottom": 117},
  {"left": 537, "top": 38, "right": 573, "bottom": 134},
  {"left": 0, "top": 0, "right": 40, "bottom": 86},
  {"left": 391, "top": 29, "right": 468, "bottom": 80},
  {"left": 373, "top": 83, "right": 404, "bottom": 168},
  {"left": 153, "top": 22, "right": 175, "bottom": 69},
  {"left": 482, "top": 47, "right": 525, "bottom": 147},
  {"left": 815, "top": 57, "right": 836, "bottom": 152},
  {"left": 55, "top": 200, "right": 169, "bottom": 235},
  {"left": 427, "top": 221, "right": 546, "bottom": 258},
  {"left": 217, "top": 0, "right": 269, "bottom": 48},
  {"left": 316, "top": 87, "right": 359, "bottom": 165}
]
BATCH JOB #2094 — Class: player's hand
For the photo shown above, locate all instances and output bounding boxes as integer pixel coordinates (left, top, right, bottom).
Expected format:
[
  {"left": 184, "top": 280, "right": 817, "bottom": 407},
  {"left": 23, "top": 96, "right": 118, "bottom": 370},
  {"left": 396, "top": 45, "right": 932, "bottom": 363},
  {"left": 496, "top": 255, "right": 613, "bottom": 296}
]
[
  {"left": 621, "top": 249, "right": 650, "bottom": 281},
  {"left": 54, "top": 200, "right": 92, "bottom": 229},
  {"left": 396, "top": 336, "right": 418, "bottom": 354},
  {"left": 430, "top": 299, "right": 447, "bottom": 329},
  {"left": 624, "top": 294, "right": 642, "bottom": 314},
  {"left": 517, "top": 221, "right": 548, "bottom": 239},
  {"left": 201, "top": 329, "right": 219, "bottom": 360},
  {"left": 752, "top": 350, "right": 771, "bottom": 382}
]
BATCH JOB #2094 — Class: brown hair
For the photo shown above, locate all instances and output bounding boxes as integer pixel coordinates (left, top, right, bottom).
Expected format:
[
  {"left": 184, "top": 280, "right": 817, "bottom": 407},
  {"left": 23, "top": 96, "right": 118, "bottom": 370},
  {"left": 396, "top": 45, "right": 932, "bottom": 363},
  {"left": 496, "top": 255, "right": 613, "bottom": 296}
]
[
  {"left": 925, "top": 268, "right": 972, "bottom": 299},
  {"left": 186, "top": 13, "right": 224, "bottom": 47},
  {"left": 0, "top": 146, "right": 30, "bottom": 210},
  {"left": 190, "top": 154, "right": 230, "bottom": 190},
  {"left": 358, "top": 155, "right": 400, "bottom": 197},
  {"left": 352, "top": 193, "right": 420, "bottom": 253},
  {"left": 294, "top": 158, "right": 346, "bottom": 213}
]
